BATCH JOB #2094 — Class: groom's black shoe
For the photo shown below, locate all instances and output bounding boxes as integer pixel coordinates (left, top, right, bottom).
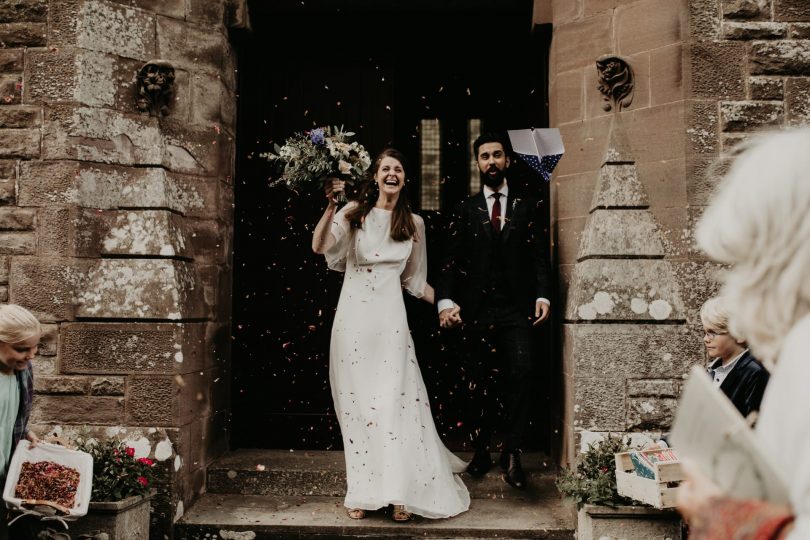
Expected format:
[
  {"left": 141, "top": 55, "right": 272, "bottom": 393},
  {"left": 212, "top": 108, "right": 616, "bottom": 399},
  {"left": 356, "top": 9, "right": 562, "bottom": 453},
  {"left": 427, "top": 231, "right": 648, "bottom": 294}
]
[
  {"left": 466, "top": 449, "right": 493, "bottom": 478},
  {"left": 500, "top": 450, "right": 527, "bottom": 490}
]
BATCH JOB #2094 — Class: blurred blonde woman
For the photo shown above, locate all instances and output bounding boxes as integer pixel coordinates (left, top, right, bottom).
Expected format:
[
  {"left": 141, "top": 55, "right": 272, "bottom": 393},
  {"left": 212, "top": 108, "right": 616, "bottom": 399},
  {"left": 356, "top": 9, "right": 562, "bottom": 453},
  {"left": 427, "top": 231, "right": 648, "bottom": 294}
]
[
  {"left": 677, "top": 128, "right": 810, "bottom": 539},
  {"left": 0, "top": 304, "right": 41, "bottom": 538}
]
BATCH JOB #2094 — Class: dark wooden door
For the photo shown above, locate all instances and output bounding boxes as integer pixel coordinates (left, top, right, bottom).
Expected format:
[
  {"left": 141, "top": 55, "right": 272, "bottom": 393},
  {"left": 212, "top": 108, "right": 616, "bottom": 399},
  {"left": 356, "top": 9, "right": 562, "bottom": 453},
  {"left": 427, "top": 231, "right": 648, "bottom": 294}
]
[{"left": 231, "top": 0, "right": 553, "bottom": 451}]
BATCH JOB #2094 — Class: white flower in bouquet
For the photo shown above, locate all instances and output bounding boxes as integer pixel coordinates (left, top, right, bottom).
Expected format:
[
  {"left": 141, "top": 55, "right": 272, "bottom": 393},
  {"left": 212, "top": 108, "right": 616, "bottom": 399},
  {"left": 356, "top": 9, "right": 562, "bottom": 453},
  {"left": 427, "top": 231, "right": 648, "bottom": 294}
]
[{"left": 260, "top": 126, "right": 371, "bottom": 204}]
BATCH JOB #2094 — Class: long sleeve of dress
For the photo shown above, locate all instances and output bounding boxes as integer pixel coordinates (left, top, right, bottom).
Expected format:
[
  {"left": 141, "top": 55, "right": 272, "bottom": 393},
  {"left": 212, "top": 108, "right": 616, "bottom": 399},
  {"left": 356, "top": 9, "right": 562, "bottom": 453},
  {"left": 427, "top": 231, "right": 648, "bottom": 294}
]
[
  {"left": 400, "top": 214, "right": 427, "bottom": 298},
  {"left": 323, "top": 203, "right": 356, "bottom": 272}
]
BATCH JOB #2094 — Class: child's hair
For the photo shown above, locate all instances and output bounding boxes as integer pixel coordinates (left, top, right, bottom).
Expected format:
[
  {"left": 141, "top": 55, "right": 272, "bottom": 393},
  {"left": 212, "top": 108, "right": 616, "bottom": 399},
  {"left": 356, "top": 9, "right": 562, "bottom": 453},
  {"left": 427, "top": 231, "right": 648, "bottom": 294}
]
[
  {"left": 700, "top": 296, "right": 730, "bottom": 333},
  {"left": 0, "top": 304, "right": 42, "bottom": 344}
]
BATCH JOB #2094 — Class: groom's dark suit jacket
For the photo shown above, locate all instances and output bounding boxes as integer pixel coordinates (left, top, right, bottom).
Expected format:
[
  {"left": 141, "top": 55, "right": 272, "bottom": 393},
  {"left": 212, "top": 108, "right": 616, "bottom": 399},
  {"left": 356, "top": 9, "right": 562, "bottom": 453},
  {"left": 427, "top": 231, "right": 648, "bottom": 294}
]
[{"left": 436, "top": 191, "right": 552, "bottom": 321}]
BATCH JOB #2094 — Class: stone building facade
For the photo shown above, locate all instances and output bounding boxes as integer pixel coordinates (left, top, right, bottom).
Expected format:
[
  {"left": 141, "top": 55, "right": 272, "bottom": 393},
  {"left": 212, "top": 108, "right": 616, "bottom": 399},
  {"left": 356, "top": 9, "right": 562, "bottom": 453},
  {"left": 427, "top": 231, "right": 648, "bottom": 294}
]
[
  {"left": 1, "top": 0, "right": 808, "bottom": 536},
  {"left": 546, "top": 0, "right": 810, "bottom": 462}
]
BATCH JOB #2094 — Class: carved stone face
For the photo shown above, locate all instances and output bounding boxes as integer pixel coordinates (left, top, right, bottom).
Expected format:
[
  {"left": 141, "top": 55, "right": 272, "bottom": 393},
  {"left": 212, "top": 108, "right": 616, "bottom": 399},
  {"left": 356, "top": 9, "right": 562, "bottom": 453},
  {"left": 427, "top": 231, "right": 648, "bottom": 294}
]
[{"left": 140, "top": 63, "right": 175, "bottom": 92}]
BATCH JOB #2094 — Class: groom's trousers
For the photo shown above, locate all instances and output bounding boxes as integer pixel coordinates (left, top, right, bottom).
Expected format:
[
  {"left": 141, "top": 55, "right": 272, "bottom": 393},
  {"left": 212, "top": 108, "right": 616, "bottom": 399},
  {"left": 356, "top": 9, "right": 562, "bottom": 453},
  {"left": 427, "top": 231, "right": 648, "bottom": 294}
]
[{"left": 462, "top": 300, "right": 535, "bottom": 453}]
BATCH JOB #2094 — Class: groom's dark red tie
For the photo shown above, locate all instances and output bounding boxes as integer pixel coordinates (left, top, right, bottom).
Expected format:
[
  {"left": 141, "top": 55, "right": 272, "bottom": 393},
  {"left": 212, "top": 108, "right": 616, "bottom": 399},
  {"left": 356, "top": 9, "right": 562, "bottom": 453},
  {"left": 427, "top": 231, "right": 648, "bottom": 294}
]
[{"left": 491, "top": 192, "right": 502, "bottom": 233}]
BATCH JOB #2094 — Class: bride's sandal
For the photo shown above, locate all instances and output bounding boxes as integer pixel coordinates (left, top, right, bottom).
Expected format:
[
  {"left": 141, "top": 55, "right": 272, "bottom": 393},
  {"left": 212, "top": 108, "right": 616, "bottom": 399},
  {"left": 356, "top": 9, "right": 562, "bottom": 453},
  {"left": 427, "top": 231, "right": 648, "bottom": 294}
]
[
  {"left": 391, "top": 505, "right": 413, "bottom": 522},
  {"left": 346, "top": 508, "right": 366, "bottom": 520}
]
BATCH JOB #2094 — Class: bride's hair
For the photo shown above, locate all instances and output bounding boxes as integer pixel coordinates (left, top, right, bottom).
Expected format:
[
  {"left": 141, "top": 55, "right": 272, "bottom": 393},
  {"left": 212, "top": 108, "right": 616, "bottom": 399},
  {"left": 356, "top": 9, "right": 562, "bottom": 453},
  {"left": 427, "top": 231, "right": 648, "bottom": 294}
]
[{"left": 346, "top": 148, "right": 416, "bottom": 242}]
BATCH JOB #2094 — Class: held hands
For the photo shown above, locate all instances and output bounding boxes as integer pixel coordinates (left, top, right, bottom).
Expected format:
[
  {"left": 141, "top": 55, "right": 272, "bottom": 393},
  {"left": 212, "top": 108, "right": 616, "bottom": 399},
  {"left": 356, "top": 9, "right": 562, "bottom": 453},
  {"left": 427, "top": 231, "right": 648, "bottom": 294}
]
[
  {"left": 532, "top": 301, "right": 550, "bottom": 326},
  {"left": 324, "top": 177, "right": 346, "bottom": 206},
  {"left": 439, "top": 305, "right": 462, "bottom": 328}
]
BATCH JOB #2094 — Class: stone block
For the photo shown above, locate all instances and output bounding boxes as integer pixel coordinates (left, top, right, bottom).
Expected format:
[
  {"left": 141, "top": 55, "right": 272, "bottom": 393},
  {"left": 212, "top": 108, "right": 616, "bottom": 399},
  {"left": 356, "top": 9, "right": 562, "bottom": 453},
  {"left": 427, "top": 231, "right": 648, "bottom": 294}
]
[
  {"left": 0, "top": 106, "right": 40, "bottom": 128},
  {"left": 220, "top": 85, "right": 235, "bottom": 129},
  {"left": 578, "top": 209, "right": 664, "bottom": 260},
  {"left": 723, "top": 0, "right": 771, "bottom": 20},
  {"left": 566, "top": 324, "right": 702, "bottom": 377},
  {"left": 0, "top": 161, "right": 14, "bottom": 177},
  {"left": 556, "top": 216, "right": 587, "bottom": 265},
  {"left": 189, "top": 72, "right": 224, "bottom": 125},
  {"left": 31, "top": 395, "right": 124, "bottom": 424},
  {"left": 565, "top": 259, "right": 686, "bottom": 322},
  {"left": 60, "top": 322, "right": 207, "bottom": 374},
  {"left": 650, "top": 43, "right": 683, "bottom": 106},
  {"left": 616, "top": 0, "right": 684, "bottom": 55},
  {"left": 128, "top": 375, "right": 177, "bottom": 425},
  {"left": 75, "top": 50, "right": 116, "bottom": 107},
  {"left": 76, "top": 0, "right": 155, "bottom": 60},
  {"left": 9, "top": 257, "right": 81, "bottom": 321},
  {"left": 574, "top": 376, "right": 625, "bottom": 431},
  {"left": 0, "top": 285, "right": 6, "bottom": 302},
  {"left": 688, "top": 41, "right": 746, "bottom": 99},
  {"left": 156, "top": 16, "right": 225, "bottom": 75},
  {"left": 554, "top": 13, "right": 612, "bottom": 73},
  {"left": 552, "top": 0, "right": 581, "bottom": 24},
  {"left": 552, "top": 69, "right": 584, "bottom": 125},
  {"left": 554, "top": 171, "right": 597, "bottom": 221},
  {"left": 80, "top": 209, "right": 192, "bottom": 258},
  {"left": 0, "top": 50, "right": 23, "bottom": 73},
  {"left": 17, "top": 160, "right": 77, "bottom": 206},
  {"left": 637, "top": 158, "right": 687, "bottom": 209},
  {"left": 627, "top": 378, "right": 681, "bottom": 398},
  {"left": 750, "top": 40, "right": 810, "bottom": 75},
  {"left": 749, "top": 76, "right": 785, "bottom": 100},
  {"left": 186, "top": 0, "right": 225, "bottom": 26},
  {"left": 591, "top": 164, "right": 648, "bottom": 209},
  {"left": 109, "top": 0, "right": 185, "bottom": 19},
  {"left": 0, "top": 128, "right": 38, "bottom": 159},
  {"left": 623, "top": 102, "right": 687, "bottom": 162},
  {"left": 690, "top": 0, "right": 721, "bottom": 40},
  {"left": 35, "top": 375, "right": 89, "bottom": 395},
  {"left": 32, "top": 356, "right": 56, "bottom": 376},
  {"left": 555, "top": 115, "right": 613, "bottom": 177},
  {"left": 186, "top": 219, "right": 221, "bottom": 262},
  {"left": 0, "top": 74, "right": 21, "bottom": 104},
  {"left": 159, "top": 119, "right": 222, "bottom": 174},
  {"left": 0, "top": 22, "right": 46, "bottom": 47},
  {"left": 785, "top": 77, "right": 810, "bottom": 125},
  {"left": 24, "top": 48, "right": 78, "bottom": 104},
  {"left": 582, "top": 0, "right": 636, "bottom": 16},
  {"left": 0, "top": 232, "right": 35, "bottom": 254},
  {"left": 0, "top": 255, "right": 8, "bottom": 283},
  {"left": 0, "top": 207, "right": 35, "bottom": 230},
  {"left": 47, "top": 0, "right": 80, "bottom": 46},
  {"left": 723, "top": 21, "right": 789, "bottom": 39},
  {"left": 775, "top": 0, "right": 810, "bottom": 21},
  {"left": 36, "top": 206, "right": 76, "bottom": 257},
  {"left": 75, "top": 259, "right": 204, "bottom": 319},
  {"left": 626, "top": 397, "right": 678, "bottom": 430},
  {"left": 90, "top": 376, "right": 126, "bottom": 395},
  {"left": 791, "top": 23, "right": 810, "bottom": 38},
  {"left": 0, "top": 178, "right": 15, "bottom": 206},
  {"left": 720, "top": 100, "right": 783, "bottom": 131},
  {"left": 686, "top": 155, "right": 721, "bottom": 206},
  {"left": 685, "top": 99, "right": 719, "bottom": 156},
  {"left": 0, "top": 0, "right": 48, "bottom": 23},
  {"left": 39, "top": 323, "right": 57, "bottom": 356}
]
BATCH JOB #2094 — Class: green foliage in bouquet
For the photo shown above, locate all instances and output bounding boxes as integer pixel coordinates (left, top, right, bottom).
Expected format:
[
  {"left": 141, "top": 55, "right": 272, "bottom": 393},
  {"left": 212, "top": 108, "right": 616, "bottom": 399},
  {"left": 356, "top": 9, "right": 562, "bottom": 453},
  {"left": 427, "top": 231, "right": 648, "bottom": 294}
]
[
  {"left": 74, "top": 435, "right": 156, "bottom": 502},
  {"left": 556, "top": 435, "right": 636, "bottom": 508},
  {"left": 260, "top": 125, "right": 372, "bottom": 204}
]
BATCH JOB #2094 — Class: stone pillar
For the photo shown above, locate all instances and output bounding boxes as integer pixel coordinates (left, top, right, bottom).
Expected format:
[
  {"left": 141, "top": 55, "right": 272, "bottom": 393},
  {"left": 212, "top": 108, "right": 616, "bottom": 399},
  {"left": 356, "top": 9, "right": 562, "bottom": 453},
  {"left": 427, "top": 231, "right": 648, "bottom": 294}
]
[{"left": 4, "top": 0, "right": 240, "bottom": 535}]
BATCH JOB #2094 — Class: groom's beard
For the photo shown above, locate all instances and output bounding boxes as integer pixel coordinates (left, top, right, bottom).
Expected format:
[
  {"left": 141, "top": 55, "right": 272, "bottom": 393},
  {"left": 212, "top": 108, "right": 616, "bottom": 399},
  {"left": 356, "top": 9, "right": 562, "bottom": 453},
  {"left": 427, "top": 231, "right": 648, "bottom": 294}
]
[{"left": 480, "top": 166, "right": 506, "bottom": 189}]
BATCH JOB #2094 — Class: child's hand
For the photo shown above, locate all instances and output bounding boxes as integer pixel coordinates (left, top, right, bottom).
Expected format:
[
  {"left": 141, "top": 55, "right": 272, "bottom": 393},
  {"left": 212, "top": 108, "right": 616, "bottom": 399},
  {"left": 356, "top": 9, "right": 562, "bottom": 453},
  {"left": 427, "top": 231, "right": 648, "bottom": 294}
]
[{"left": 26, "top": 430, "right": 40, "bottom": 448}]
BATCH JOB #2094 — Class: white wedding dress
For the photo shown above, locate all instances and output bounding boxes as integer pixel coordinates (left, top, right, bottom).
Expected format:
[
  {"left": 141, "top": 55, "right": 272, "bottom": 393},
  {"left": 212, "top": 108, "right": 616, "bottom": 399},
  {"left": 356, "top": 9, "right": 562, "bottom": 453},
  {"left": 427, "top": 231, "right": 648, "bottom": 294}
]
[{"left": 323, "top": 203, "right": 470, "bottom": 518}]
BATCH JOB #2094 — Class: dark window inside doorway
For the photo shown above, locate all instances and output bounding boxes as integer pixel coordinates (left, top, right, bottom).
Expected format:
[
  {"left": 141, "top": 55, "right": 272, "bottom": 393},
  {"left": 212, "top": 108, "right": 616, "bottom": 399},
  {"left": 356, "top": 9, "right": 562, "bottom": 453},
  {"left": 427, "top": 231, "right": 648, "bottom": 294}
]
[{"left": 231, "top": 0, "right": 554, "bottom": 451}]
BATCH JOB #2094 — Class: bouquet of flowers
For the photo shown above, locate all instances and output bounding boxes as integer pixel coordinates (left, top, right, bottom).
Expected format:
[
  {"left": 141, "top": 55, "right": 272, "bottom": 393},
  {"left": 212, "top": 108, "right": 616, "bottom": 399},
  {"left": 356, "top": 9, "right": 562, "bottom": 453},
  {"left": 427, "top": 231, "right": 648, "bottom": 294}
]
[{"left": 261, "top": 125, "right": 372, "bottom": 204}]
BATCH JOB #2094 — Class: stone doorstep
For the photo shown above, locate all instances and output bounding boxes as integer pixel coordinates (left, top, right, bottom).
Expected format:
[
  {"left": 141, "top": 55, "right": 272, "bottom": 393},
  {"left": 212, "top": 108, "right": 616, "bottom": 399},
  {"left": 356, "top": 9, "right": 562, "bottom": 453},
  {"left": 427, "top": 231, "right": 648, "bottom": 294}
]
[
  {"left": 174, "top": 493, "right": 575, "bottom": 540},
  {"left": 206, "top": 450, "right": 559, "bottom": 500}
]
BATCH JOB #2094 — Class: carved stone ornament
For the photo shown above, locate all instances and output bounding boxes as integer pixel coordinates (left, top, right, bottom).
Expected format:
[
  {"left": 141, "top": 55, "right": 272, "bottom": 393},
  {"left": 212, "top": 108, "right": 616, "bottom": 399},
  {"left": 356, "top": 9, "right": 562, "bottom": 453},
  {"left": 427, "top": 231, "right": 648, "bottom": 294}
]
[
  {"left": 596, "top": 55, "right": 634, "bottom": 112},
  {"left": 135, "top": 60, "right": 176, "bottom": 117}
]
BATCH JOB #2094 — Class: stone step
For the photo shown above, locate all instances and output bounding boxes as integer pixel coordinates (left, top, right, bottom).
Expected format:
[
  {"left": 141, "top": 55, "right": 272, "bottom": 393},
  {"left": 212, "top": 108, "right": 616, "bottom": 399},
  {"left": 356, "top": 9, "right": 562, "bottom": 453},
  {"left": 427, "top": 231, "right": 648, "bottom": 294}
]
[
  {"left": 207, "top": 450, "right": 559, "bottom": 500},
  {"left": 174, "top": 493, "right": 575, "bottom": 539}
]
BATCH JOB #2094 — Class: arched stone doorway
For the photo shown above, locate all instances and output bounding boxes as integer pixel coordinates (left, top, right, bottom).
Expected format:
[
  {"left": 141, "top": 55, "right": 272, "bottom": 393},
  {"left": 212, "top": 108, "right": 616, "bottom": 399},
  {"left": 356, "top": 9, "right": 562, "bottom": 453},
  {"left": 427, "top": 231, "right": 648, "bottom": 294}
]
[{"left": 230, "top": 0, "right": 559, "bottom": 454}]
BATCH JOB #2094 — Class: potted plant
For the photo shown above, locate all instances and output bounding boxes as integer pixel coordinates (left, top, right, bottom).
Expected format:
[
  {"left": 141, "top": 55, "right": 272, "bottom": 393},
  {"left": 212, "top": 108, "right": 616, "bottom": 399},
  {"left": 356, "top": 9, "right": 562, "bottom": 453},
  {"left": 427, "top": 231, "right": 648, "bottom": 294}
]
[
  {"left": 61, "top": 436, "right": 156, "bottom": 540},
  {"left": 556, "top": 435, "right": 683, "bottom": 540}
]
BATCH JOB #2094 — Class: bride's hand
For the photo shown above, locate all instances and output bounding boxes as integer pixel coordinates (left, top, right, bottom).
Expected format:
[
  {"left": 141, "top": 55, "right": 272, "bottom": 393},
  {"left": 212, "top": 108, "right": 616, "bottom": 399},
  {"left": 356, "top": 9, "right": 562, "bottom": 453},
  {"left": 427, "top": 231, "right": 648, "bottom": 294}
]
[{"left": 324, "top": 178, "right": 346, "bottom": 204}]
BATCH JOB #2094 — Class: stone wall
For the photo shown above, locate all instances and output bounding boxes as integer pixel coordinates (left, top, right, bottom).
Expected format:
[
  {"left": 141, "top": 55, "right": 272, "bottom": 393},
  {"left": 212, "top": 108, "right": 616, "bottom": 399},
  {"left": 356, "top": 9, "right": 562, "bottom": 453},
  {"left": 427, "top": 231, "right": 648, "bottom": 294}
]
[
  {"left": 1, "top": 0, "right": 238, "bottom": 535},
  {"left": 549, "top": 0, "right": 810, "bottom": 464}
]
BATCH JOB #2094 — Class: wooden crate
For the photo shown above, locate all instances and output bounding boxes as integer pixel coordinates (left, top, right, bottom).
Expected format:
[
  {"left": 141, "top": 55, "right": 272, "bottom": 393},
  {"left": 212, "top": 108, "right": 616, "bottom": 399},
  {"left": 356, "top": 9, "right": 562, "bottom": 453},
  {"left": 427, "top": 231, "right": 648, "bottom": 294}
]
[{"left": 614, "top": 450, "right": 684, "bottom": 509}]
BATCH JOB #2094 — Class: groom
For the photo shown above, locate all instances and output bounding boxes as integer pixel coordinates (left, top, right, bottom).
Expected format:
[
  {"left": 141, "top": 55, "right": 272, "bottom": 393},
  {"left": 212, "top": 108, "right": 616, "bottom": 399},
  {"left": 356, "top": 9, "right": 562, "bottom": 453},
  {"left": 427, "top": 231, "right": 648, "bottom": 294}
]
[{"left": 436, "top": 132, "right": 551, "bottom": 490}]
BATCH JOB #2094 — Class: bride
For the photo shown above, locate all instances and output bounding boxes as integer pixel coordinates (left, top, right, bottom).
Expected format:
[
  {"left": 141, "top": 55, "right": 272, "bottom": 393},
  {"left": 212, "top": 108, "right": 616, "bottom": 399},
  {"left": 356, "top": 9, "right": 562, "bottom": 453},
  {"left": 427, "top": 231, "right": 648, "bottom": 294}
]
[{"left": 312, "top": 148, "right": 470, "bottom": 522}]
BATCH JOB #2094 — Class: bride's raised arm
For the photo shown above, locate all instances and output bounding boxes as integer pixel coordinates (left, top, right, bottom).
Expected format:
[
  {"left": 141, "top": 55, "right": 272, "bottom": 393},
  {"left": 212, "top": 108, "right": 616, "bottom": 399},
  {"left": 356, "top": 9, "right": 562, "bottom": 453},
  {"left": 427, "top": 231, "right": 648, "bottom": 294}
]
[{"left": 312, "top": 178, "right": 344, "bottom": 254}]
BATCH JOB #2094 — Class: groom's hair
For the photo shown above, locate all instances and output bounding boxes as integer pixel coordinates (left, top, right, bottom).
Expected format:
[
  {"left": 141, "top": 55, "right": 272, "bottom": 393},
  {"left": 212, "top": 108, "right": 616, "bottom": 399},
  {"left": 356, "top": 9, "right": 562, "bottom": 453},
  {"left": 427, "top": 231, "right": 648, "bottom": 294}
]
[{"left": 473, "top": 132, "right": 512, "bottom": 159}]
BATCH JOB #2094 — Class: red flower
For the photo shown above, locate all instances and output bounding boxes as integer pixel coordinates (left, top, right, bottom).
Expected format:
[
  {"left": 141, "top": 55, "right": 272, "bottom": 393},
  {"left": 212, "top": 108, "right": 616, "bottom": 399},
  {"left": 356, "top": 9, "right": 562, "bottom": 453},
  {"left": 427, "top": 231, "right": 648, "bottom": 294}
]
[
  {"left": 137, "top": 458, "right": 154, "bottom": 467},
  {"left": 137, "top": 476, "right": 148, "bottom": 487},
  {"left": 125, "top": 447, "right": 135, "bottom": 457}
]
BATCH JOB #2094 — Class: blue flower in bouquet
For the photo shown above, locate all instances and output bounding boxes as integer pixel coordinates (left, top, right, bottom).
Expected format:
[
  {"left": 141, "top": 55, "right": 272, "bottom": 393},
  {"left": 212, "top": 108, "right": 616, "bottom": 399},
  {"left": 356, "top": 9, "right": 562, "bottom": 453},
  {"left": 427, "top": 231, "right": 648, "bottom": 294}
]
[{"left": 260, "top": 126, "right": 371, "bottom": 204}]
